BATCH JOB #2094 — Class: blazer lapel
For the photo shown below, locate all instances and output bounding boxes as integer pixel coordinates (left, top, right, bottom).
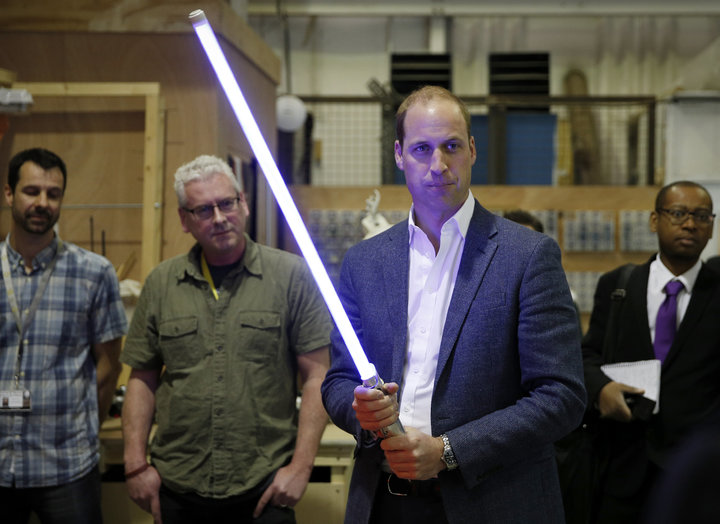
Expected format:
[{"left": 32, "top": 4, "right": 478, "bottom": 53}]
[
  {"left": 381, "top": 222, "right": 411, "bottom": 381},
  {"left": 624, "top": 261, "right": 654, "bottom": 360},
  {"left": 435, "top": 203, "right": 497, "bottom": 378},
  {"left": 666, "top": 264, "right": 715, "bottom": 365}
]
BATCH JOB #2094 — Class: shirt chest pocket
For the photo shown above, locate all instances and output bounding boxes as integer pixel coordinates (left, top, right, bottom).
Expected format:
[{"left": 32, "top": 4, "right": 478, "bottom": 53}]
[
  {"left": 158, "top": 317, "right": 202, "bottom": 370},
  {"left": 235, "top": 312, "right": 282, "bottom": 363}
]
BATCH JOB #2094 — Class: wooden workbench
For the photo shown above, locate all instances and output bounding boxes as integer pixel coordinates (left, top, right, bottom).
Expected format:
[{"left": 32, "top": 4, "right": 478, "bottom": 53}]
[{"left": 98, "top": 419, "right": 356, "bottom": 524}]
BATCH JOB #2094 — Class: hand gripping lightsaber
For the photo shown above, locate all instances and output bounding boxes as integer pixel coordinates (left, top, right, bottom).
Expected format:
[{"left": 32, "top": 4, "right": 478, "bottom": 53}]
[{"left": 189, "top": 10, "right": 403, "bottom": 438}]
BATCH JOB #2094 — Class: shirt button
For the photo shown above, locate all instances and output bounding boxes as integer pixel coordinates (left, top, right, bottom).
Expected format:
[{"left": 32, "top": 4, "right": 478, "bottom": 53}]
[
  {"left": 217, "top": 375, "right": 223, "bottom": 382},
  {"left": 217, "top": 346, "right": 223, "bottom": 352}
]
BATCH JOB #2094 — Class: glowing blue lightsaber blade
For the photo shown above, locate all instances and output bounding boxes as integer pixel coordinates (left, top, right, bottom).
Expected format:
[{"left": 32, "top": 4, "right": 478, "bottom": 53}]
[{"left": 189, "top": 9, "right": 382, "bottom": 383}]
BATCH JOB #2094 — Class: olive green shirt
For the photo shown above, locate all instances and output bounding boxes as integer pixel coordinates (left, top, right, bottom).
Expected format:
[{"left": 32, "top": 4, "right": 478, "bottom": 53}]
[{"left": 121, "top": 236, "right": 332, "bottom": 498}]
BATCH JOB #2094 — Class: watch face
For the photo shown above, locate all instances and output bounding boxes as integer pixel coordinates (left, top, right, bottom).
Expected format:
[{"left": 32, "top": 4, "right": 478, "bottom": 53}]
[
  {"left": 442, "top": 435, "right": 457, "bottom": 469},
  {"left": 444, "top": 451, "right": 456, "bottom": 466}
]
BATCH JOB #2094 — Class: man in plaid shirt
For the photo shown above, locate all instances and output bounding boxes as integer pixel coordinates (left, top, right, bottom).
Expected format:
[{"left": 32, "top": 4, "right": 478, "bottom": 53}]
[{"left": 0, "top": 148, "right": 127, "bottom": 523}]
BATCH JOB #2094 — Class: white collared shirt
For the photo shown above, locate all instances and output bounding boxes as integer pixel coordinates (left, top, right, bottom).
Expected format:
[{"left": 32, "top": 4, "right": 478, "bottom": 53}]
[
  {"left": 647, "top": 256, "right": 701, "bottom": 343},
  {"left": 399, "top": 191, "right": 475, "bottom": 434}
]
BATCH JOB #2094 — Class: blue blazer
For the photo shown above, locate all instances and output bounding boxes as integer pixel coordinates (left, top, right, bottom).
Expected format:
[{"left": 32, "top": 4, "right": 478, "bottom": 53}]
[{"left": 322, "top": 201, "right": 586, "bottom": 524}]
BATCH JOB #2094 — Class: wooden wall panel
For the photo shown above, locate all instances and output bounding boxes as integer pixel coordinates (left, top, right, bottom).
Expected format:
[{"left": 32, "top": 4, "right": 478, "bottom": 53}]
[
  {"left": 0, "top": 1, "right": 279, "bottom": 85},
  {"left": 0, "top": 25, "right": 278, "bottom": 279}
]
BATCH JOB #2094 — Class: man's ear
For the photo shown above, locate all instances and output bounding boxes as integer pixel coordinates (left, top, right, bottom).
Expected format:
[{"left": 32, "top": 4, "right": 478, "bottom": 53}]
[
  {"left": 4, "top": 184, "right": 13, "bottom": 207},
  {"left": 238, "top": 192, "right": 249, "bottom": 218},
  {"left": 394, "top": 141, "right": 404, "bottom": 170},
  {"left": 649, "top": 211, "right": 658, "bottom": 233},
  {"left": 178, "top": 207, "right": 191, "bottom": 234}
]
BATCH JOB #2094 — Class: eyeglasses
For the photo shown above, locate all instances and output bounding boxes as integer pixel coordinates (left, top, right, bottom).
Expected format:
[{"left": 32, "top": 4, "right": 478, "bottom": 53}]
[
  {"left": 184, "top": 197, "right": 240, "bottom": 220},
  {"left": 656, "top": 207, "right": 715, "bottom": 225}
]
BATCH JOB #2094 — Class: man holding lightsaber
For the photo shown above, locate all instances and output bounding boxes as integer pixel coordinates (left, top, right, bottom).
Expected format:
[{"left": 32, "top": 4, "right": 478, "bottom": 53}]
[
  {"left": 321, "top": 86, "right": 586, "bottom": 524},
  {"left": 121, "top": 155, "right": 332, "bottom": 524}
]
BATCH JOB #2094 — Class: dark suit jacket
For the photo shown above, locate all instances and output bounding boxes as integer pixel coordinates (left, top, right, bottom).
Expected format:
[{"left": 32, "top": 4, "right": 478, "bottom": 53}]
[
  {"left": 582, "top": 257, "right": 720, "bottom": 497},
  {"left": 643, "top": 408, "right": 720, "bottom": 524},
  {"left": 321, "top": 201, "right": 586, "bottom": 524}
]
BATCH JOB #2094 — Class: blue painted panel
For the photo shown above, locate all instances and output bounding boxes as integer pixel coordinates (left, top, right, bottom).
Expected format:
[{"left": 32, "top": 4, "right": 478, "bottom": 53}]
[{"left": 471, "top": 113, "right": 556, "bottom": 185}]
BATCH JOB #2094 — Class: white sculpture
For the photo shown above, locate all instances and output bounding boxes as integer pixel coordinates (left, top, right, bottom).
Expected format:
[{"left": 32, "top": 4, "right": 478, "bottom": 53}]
[{"left": 361, "top": 189, "right": 392, "bottom": 239}]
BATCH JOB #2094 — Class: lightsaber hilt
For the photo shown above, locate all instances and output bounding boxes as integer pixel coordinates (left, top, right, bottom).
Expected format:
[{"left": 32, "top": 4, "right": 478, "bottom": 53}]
[{"left": 362, "top": 370, "right": 405, "bottom": 438}]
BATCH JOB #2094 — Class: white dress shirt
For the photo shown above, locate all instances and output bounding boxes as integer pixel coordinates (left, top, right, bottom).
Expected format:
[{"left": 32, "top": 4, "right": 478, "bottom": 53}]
[
  {"left": 647, "top": 256, "right": 701, "bottom": 343},
  {"left": 399, "top": 192, "right": 475, "bottom": 434}
]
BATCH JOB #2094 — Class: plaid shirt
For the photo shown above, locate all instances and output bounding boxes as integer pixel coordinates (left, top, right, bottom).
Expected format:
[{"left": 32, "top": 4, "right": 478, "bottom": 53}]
[{"left": 0, "top": 236, "right": 127, "bottom": 487}]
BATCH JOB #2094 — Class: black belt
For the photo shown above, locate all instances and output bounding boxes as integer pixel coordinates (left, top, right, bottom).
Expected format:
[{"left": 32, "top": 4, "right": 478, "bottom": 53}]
[{"left": 384, "top": 473, "right": 442, "bottom": 498}]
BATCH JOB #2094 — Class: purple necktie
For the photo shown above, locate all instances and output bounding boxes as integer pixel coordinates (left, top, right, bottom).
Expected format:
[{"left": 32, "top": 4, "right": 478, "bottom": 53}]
[{"left": 654, "top": 280, "right": 684, "bottom": 362}]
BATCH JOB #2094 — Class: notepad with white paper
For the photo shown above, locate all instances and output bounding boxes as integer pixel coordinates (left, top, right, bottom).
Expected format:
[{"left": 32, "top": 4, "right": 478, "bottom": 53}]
[{"left": 600, "top": 359, "right": 661, "bottom": 414}]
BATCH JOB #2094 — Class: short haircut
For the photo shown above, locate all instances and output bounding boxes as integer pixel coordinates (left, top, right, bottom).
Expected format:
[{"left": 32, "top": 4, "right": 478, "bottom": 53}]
[
  {"left": 7, "top": 148, "right": 67, "bottom": 193},
  {"left": 395, "top": 85, "right": 472, "bottom": 148},
  {"left": 655, "top": 181, "right": 713, "bottom": 211},
  {"left": 173, "top": 155, "right": 241, "bottom": 207},
  {"left": 503, "top": 209, "right": 545, "bottom": 233}
]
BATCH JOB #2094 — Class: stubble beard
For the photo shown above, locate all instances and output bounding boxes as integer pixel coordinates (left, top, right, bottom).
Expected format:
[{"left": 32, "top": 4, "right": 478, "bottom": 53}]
[{"left": 14, "top": 207, "right": 59, "bottom": 236}]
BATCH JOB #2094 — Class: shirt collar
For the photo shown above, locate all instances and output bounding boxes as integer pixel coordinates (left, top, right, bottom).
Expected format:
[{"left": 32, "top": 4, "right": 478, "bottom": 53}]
[
  {"left": 649, "top": 254, "right": 702, "bottom": 295},
  {"left": 407, "top": 190, "right": 475, "bottom": 244},
  {"left": 3, "top": 233, "right": 61, "bottom": 272},
  {"left": 179, "top": 234, "right": 261, "bottom": 282}
]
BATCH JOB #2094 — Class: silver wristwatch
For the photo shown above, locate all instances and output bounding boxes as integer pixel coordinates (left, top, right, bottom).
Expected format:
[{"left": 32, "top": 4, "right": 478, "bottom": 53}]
[{"left": 440, "top": 433, "right": 458, "bottom": 470}]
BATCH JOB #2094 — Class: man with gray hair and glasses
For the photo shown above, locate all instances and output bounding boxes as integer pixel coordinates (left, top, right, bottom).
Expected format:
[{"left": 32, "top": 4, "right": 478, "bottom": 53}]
[
  {"left": 121, "top": 155, "right": 332, "bottom": 524},
  {"left": 581, "top": 180, "right": 720, "bottom": 523}
]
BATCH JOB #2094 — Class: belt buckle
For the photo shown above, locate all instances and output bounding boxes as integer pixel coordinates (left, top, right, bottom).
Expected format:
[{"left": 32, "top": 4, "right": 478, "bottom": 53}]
[{"left": 386, "top": 474, "right": 410, "bottom": 497}]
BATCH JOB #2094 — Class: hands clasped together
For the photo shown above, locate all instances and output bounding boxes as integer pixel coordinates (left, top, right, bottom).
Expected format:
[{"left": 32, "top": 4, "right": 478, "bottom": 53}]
[{"left": 352, "top": 382, "right": 446, "bottom": 480}]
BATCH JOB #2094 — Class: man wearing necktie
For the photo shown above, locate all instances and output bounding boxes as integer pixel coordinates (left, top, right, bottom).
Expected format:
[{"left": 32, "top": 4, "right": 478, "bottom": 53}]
[{"left": 581, "top": 181, "right": 720, "bottom": 524}]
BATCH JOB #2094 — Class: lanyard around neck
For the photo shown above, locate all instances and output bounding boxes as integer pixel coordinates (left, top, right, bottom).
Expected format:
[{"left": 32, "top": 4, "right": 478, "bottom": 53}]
[
  {"left": 200, "top": 252, "right": 219, "bottom": 301},
  {"left": 1, "top": 239, "right": 64, "bottom": 387}
]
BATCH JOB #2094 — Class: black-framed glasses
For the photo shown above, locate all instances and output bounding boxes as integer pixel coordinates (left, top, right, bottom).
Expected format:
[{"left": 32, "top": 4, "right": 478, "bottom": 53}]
[
  {"left": 656, "top": 207, "right": 715, "bottom": 225},
  {"left": 184, "top": 197, "right": 240, "bottom": 220}
]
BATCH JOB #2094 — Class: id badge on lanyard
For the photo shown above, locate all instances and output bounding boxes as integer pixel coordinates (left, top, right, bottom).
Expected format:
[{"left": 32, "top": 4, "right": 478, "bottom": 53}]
[{"left": 0, "top": 388, "right": 31, "bottom": 411}]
